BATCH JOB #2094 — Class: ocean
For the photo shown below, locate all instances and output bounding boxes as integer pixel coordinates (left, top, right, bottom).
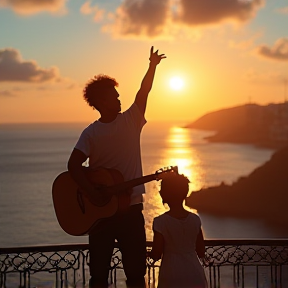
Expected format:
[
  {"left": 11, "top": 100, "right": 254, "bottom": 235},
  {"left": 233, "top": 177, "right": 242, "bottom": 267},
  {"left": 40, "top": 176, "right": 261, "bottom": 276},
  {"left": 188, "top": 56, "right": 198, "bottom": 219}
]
[{"left": 0, "top": 121, "right": 284, "bottom": 249}]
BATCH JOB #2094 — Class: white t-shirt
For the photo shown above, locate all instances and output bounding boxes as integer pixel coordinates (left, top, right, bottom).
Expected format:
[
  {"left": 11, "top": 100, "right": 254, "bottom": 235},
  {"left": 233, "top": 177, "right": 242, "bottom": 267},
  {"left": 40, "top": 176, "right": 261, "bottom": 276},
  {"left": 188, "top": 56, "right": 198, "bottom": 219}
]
[{"left": 74, "top": 103, "right": 146, "bottom": 205}]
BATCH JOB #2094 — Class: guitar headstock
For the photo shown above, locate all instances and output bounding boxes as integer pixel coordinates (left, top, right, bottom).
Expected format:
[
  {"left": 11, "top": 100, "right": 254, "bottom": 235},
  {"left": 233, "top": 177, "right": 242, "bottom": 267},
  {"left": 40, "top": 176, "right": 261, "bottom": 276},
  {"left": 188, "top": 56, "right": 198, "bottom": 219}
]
[{"left": 155, "top": 166, "right": 178, "bottom": 180}]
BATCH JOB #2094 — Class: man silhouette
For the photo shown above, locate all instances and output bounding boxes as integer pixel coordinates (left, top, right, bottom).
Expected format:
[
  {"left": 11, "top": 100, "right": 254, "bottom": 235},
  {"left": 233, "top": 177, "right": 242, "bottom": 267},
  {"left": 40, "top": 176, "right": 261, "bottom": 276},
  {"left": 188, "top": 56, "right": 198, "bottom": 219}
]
[{"left": 67, "top": 46, "right": 166, "bottom": 288}]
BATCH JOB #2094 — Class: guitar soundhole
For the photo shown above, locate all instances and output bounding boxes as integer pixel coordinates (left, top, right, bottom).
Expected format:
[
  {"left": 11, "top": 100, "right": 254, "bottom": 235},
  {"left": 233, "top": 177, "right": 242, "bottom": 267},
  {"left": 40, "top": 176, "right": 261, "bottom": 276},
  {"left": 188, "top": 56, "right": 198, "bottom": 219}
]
[{"left": 94, "top": 188, "right": 111, "bottom": 207}]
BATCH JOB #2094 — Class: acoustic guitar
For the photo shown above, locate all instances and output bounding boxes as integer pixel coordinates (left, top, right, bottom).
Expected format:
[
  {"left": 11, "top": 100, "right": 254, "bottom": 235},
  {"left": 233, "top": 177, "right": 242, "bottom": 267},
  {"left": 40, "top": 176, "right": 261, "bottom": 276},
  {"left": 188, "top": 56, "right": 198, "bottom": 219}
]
[{"left": 52, "top": 166, "right": 178, "bottom": 236}]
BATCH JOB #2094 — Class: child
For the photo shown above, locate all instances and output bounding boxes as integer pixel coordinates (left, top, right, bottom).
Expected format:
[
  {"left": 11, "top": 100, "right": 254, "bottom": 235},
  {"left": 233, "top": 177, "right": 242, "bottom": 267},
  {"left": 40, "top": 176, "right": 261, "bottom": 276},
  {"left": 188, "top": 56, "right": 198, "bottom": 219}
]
[{"left": 150, "top": 173, "right": 208, "bottom": 288}]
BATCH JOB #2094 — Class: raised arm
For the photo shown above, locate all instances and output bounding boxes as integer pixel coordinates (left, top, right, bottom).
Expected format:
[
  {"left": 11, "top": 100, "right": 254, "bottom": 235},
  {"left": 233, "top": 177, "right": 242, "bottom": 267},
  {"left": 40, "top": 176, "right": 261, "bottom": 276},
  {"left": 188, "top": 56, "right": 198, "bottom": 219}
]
[{"left": 135, "top": 46, "right": 166, "bottom": 115}]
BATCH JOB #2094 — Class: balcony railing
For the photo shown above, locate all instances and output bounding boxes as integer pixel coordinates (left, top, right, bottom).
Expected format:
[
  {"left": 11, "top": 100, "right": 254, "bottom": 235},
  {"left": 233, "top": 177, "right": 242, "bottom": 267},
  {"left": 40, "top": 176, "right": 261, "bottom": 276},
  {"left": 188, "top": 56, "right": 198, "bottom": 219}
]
[{"left": 1, "top": 239, "right": 288, "bottom": 288}]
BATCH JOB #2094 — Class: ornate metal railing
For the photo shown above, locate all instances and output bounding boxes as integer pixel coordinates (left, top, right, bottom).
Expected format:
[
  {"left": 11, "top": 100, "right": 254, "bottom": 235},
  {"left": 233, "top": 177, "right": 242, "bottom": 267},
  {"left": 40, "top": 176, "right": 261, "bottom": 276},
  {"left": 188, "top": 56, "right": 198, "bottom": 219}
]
[{"left": 1, "top": 239, "right": 288, "bottom": 288}]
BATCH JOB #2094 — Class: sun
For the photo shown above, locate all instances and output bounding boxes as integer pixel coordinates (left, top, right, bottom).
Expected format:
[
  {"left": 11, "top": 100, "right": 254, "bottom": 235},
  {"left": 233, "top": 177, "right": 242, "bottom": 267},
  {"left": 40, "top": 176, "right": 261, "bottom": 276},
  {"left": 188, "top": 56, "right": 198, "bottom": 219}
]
[{"left": 169, "top": 76, "right": 184, "bottom": 91}]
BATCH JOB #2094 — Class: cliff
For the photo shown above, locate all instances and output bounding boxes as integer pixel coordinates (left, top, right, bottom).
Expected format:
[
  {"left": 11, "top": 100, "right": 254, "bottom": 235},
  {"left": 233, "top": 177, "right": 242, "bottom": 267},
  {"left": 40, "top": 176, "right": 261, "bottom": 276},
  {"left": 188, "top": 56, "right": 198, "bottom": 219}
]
[
  {"left": 185, "top": 146, "right": 288, "bottom": 228},
  {"left": 185, "top": 103, "right": 288, "bottom": 148}
]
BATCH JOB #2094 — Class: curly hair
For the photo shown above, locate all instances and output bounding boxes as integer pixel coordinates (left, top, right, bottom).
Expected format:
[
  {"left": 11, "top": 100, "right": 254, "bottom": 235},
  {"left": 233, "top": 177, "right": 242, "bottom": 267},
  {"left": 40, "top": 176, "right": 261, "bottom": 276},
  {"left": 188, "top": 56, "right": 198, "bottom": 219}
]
[
  {"left": 160, "top": 173, "right": 190, "bottom": 203},
  {"left": 83, "top": 74, "right": 119, "bottom": 109}
]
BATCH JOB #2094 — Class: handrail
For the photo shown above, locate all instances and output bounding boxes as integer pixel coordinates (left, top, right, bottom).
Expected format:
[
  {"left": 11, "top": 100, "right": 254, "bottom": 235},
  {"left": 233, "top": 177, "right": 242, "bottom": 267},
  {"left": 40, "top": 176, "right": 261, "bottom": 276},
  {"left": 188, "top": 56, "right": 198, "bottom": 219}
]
[{"left": 1, "top": 239, "right": 287, "bottom": 253}]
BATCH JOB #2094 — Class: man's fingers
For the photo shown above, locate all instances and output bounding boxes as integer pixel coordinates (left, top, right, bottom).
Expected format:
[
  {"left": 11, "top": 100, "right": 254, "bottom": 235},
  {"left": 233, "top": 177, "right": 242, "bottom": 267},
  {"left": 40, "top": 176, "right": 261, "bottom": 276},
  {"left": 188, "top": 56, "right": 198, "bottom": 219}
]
[{"left": 150, "top": 47, "right": 166, "bottom": 62}]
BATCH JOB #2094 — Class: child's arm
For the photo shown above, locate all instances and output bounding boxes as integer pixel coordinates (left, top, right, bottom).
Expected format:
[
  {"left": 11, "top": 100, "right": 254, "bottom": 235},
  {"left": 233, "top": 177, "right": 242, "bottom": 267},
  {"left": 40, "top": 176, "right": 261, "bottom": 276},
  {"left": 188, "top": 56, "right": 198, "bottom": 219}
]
[
  {"left": 196, "top": 228, "right": 206, "bottom": 259},
  {"left": 150, "top": 230, "right": 164, "bottom": 261}
]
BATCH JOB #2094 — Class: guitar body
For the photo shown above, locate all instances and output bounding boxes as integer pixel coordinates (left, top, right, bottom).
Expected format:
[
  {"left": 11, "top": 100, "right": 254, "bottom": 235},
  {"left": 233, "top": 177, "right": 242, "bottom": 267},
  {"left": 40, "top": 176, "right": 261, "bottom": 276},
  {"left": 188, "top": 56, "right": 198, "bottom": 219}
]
[
  {"left": 52, "top": 165, "right": 178, "bottom": 236},
  {"left": 52, "top": 168, "right": 129, "bottom": 236}
]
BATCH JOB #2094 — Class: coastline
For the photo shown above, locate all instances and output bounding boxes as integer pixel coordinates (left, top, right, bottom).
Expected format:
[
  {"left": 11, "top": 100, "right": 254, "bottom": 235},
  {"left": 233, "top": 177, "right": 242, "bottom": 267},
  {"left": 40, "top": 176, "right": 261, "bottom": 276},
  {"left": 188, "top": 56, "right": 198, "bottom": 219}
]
[
  {"left": 204, "top": 132, "right": 288, "bottom": 150},
  {"left": 185, "top": 145, "right": 288, "bottom": 234}
]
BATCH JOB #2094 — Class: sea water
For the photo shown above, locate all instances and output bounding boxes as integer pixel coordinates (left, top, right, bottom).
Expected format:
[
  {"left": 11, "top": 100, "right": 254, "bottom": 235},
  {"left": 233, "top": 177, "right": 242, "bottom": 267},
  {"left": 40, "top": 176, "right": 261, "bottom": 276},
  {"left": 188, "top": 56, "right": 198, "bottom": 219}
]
[{"left": 0, "top": 121, "right": 282, "bottom": 249}]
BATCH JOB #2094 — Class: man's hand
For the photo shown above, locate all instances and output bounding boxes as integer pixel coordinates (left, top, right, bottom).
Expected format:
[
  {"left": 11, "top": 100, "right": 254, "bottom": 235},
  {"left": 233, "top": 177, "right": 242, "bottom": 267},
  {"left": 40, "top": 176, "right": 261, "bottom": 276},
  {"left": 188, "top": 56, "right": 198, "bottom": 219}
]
[{"left": 149, "top": 46, "right": 166, "bottom": 65}]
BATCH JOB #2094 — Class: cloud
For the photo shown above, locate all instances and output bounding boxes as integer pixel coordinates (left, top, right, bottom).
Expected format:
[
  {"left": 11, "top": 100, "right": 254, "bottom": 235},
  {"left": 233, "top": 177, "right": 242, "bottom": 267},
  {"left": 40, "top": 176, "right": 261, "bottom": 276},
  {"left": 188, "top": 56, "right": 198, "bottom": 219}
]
[
  {"left": 0, "top": 0, "right": 67, "bottom": 15},
  {"left": 103, "top": 0, "right": 264, "bottom": 38},
  {"left": 103, "top": 0, "right": 170, "bottom": 38},
  {"left": 275, "top": 6, "right": 288, "bottom": 15},
  {"left": 0, "top": 48, "right": 61, "bottom": 82},
  {"left": 80, "top": 1, "right": 105, "bottom": 22},
  {"left": 256, "top": 38, "right": 288, "bottom": 61},
  {"left": 176, "top": 0, "right": 264, "bottom": 25},
  {"left": 0, "top": 89, "right": 16, "bottom": 97}
]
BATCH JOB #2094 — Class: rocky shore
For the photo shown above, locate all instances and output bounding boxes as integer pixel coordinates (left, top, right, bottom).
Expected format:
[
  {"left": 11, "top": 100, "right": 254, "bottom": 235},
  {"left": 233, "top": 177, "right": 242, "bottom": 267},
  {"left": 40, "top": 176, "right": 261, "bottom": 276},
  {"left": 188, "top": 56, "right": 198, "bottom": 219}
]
[{"left": 185, "top": 146, "right": 288, "bottom": 231}]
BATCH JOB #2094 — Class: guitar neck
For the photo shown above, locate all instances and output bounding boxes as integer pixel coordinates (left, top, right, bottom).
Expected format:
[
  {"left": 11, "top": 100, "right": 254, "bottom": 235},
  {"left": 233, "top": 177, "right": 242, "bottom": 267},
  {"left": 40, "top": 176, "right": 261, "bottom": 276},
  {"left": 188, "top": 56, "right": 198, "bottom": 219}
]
[{"left": 113, "top": 173, "right": 158, "bottom": 193}]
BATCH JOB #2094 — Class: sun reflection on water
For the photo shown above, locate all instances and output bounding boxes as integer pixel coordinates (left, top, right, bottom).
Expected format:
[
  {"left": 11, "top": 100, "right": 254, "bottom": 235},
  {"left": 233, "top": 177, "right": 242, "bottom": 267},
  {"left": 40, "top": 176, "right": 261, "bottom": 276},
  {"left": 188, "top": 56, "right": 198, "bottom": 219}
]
[
  {"left": 143, "top": 125, "right": 204, "bottom": 240},
  {"left": 165, "top": 126, "right": 200, "bottom": 192}
]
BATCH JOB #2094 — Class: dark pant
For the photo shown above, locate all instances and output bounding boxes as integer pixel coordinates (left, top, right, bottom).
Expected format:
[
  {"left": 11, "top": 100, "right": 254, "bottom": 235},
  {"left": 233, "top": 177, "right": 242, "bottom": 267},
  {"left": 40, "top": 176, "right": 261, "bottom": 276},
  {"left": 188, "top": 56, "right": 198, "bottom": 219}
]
[{"left": 89, "top": 203, "right": 147, "bottom": 288}]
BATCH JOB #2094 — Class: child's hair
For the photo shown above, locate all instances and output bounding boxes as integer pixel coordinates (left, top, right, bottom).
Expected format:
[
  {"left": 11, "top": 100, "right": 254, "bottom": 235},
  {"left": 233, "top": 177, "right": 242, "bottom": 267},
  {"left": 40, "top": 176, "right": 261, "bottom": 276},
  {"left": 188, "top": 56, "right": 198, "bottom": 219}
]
[
  {"left": 160, "top": 173, "right": 190, "bottom": 204},
  {"left": 83, "top": 74, "right": 119, "bottom": 108}
]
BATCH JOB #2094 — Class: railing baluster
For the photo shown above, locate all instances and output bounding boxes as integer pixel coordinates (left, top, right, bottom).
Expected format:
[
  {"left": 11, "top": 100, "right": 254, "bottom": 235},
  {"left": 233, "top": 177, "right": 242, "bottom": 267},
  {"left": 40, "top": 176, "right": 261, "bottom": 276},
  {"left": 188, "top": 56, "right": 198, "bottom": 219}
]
[
  {"left": 280, "top": 264, "right": 283, "bottom": 288},
  {"left": 236, "top": 263, "right": 240, "bottom": 286},
  {"left": 217, "top": 265, "right": 220, "bottom": 288},
  {"left": 55, "top": 269, "right": 58, "bottom": 288},
  {"left": 213, "top": 266, "right": 216, "bottom": 288},
  {"left": 275, "top": 264, "right": 278, "bottom": 288},
  {"left": 256, "top": 265, "right": 259, "bottom": 288},
  {"left": 28, "top": 271, "right": 30, "bottom": 288},
  {"left": 271, "top": 264, "right": 274, "bottom": 288},
  {"left": 241, "top": 265, "right": 244, "bottom": 288},
  {"left": 208, "top": 265, "right": 212, "bottom": 288},
  {"left": 80, "top": 252, "right": 83, "bottom": 286}
]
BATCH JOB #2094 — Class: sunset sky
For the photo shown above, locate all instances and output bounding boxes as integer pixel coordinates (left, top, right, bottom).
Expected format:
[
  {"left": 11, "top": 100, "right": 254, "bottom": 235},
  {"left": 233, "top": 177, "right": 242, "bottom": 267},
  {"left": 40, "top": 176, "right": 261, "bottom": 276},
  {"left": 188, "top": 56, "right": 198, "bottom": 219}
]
[{"left": 1, "top": 0, "right": 288, "bottom": 124}]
